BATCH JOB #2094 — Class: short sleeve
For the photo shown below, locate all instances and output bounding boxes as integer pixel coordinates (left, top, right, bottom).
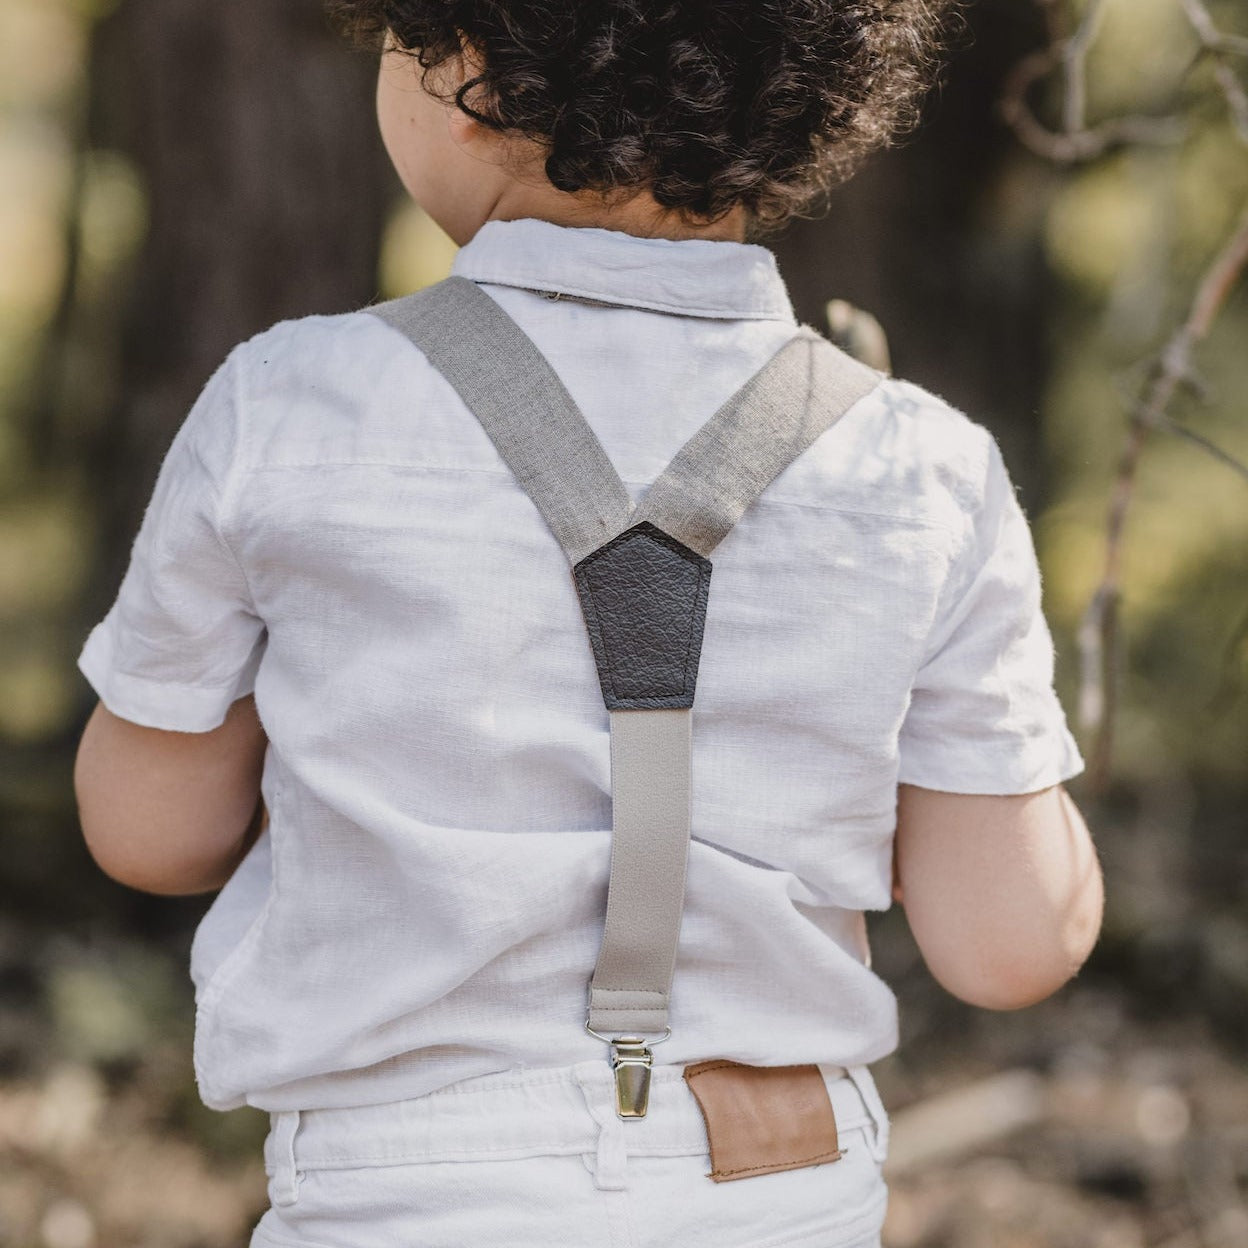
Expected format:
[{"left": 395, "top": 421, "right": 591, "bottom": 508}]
[
  {"left": 77, "top": 345, "right": 266, "bottom": 732},
  {"left": 897, "top": 433, "right": 1085, "bottom": 795}
]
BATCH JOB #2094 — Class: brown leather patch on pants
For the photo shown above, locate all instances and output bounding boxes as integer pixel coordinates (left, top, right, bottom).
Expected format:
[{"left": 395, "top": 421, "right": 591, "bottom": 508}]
[{"left": 683, "top": 1060, "right": 843, "bottom": 1182}]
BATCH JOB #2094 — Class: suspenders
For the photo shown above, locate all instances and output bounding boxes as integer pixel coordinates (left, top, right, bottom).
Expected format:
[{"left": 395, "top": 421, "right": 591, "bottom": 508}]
[{"left": 368, "top": 276, "right": 881, "bottom": 1120}]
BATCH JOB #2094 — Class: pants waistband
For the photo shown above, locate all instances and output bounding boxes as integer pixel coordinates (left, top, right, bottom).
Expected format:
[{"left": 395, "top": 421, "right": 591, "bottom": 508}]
[{"left": 264, "top": 1059, "right": 890, "bottom": 1203}]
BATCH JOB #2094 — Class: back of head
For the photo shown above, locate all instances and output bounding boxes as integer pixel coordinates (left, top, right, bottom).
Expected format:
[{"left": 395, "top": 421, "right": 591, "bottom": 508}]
[{"left": 328, "top": 1, "right": 959, "bottom": 237}]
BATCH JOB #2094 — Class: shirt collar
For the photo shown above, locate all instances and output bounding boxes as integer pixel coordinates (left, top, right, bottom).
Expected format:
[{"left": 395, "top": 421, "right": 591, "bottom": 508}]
[{"left": 450, "top": 217, "right": 796, "bottom": 322}]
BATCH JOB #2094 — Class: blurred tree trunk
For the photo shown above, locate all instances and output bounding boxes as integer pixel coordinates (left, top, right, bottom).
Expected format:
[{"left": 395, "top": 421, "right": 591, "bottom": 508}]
[
  {"left": 84, "top": 0, "right": 392, "bottom": 614},
  {"left": 773, "top": 1, "right": 1056, "bottom": 507},
  {"left": 58, "top": 0, "right": 391, "bottom": 936}
]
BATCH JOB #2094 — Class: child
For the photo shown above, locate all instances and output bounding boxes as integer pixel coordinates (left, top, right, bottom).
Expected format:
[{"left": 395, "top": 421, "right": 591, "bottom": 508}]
[{"left": 73, "top": 2, "right": 1104, "bottom": 1245}]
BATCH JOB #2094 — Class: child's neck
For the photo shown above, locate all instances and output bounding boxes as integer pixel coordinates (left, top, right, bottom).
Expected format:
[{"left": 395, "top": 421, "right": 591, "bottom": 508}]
[{"left": 475, "top": 180, "right": 750, "bottom": 244}]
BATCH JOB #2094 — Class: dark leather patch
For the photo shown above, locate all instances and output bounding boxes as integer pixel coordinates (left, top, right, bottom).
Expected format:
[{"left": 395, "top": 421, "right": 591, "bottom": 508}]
[
  {"left": 572, "top": 521, "right": 713, "bottom": 711},
  {"left": 683, "top": 1060, "right": 844, "bottom": 1183}
]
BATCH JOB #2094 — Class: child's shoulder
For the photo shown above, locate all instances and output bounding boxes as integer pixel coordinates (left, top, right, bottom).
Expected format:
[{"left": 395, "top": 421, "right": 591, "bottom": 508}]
[
  {"left": 231, "top": 305, "right": 412, "bottom": 392},
  {"left": 220, "top": 305, "right": 450, "bottom": 454},
  {"left": 871, "top": 373, "right": 1001, "bottom": 484},
  {"left": 810, "top": 367, "right": 1012, "bottom": 537},
  {"left": 225, "top": 310, "right": 1012, "bottom": 534}
]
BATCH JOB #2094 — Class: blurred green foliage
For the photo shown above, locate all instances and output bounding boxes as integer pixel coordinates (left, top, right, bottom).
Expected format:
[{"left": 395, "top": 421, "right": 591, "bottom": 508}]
[{"left": 1023, "top": 0, "right": 1248, "bottom": 789}]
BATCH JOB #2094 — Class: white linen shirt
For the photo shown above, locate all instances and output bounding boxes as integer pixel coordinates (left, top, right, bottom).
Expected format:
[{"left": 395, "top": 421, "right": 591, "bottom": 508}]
[{"left": 77, "top": 217, "right": 1085, "bottom": 1113}]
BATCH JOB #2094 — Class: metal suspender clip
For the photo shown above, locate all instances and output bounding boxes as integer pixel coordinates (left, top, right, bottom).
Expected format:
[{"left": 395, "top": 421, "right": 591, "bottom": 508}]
[{"left": 585, "top": 1017, "right": 671, "bottom": 1119}]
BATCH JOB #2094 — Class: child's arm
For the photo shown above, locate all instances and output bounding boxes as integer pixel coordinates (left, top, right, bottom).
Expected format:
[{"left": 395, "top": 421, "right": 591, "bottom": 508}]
[
  {"left": 893, "top": 781, "right": 1103, "bottom": 1010},
  {"left": 74, "top": 345, "right": 271, "bottom": 895},
  {"left": 890, "top": 422, "right": 1100, "bottom": 1008},
  {"left": 74, "top": 694, "right": 268, "bottom": 896}
]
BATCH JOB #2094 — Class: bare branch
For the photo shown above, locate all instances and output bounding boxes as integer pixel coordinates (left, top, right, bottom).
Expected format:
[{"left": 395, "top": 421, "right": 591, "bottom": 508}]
[
  {"left": 1001, "top": 3, "right": 1248, "bottom": 787},
  {"left": 1154, "top": 415, "right": 1248, "bottom": 482},
  {"left": 1179, "top": 0, "right": 1248, "bottom": 55},
  {"left": 1180, "top": 0, "right": 1248, "bottom": 145},
  {"left": 1079, "top": 201, "right": 1248, "bottom": 790},
  {"left": 1213, "top": 60, "right": 1248, "bottom": 144},
  {"left": 999, "top": 10, "right": 1185, "bottom": 164},
  {"left": 1062, "top": 0, "right": 1107, "bottom": 134},
  {"left": 1185, "top": 201, "right": 1248, "bottom": 339}
]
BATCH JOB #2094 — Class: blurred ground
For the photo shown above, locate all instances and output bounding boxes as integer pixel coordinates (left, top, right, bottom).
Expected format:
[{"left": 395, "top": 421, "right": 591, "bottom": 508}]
[
  {"left": 2, "top": 834, "right": 1245, "bottom": 1248},
  {"left": 876, "top": 992, "right": 1248, "bottom": 1248}
]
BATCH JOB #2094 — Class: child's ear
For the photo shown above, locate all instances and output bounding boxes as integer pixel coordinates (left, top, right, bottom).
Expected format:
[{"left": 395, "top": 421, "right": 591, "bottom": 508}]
[
  {"left": 441, "top": 38, "right": 491, "bottom": 143},
  {"left": 446, "top": 105, "right": 480, "bottom": 149}
]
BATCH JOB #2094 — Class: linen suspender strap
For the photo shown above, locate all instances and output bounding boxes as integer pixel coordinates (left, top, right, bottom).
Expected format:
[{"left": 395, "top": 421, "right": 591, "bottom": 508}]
[
  {"left": 371, "top": 274, "right": 633, "bottom": 564},
  {"left": 367, "top": 275, "right": 882, "bottom": 1117}
]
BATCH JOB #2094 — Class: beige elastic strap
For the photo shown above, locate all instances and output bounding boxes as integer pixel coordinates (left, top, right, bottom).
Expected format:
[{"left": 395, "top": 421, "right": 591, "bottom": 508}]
[{"left": 587, "top": 707, "right": 692, "bottom": 1034}]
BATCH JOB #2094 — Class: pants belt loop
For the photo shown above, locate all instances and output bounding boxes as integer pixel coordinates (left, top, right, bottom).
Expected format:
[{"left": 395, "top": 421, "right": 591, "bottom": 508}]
[
  {"left": 844, "top": 1065, "right": 890, "bottom": 1164},
  {"left": 269, "top": 1109, "right": 302, "bottom": 1207},
  {"left": 574, "top": 1066, "right": 630, "bottom": 1191}
]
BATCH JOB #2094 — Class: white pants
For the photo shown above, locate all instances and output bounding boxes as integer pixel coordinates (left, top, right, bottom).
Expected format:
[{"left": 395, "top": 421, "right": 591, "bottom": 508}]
[{"left": 251, "top": 1060, "right": 891, "bottom": 1248}]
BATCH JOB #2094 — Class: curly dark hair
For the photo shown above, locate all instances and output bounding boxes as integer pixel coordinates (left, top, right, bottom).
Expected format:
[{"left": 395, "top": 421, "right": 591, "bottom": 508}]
[{"left": 327, "top": 1, "right": 959, "bottom": 233}]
